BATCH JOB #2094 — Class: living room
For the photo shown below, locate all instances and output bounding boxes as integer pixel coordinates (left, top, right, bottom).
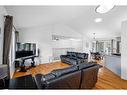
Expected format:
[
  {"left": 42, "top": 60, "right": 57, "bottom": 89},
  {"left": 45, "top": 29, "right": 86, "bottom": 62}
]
[{"left": 1, "top": 1, "right": 127, "bottom": 92}]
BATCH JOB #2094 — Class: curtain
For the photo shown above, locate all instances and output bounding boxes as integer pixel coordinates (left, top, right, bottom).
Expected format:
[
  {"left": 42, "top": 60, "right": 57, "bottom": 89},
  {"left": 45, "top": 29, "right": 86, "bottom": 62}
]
[
  {"left": 15, "top": 31, "right": 19, "bottom": 43},
  {"left": 3, "top": 15, "right": 13, "bottom": 65}
]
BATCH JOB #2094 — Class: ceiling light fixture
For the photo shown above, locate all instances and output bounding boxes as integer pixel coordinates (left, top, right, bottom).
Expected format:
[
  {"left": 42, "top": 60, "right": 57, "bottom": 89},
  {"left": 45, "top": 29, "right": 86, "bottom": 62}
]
[
  {"left": 94, "top": 18, "right": 102, "bottom": 23},
  {"left": 70, "top": 38, "right": 81, "bottom": 41},
  {"left": 96, "top": 5, "right": 114, "bottom": 14}
]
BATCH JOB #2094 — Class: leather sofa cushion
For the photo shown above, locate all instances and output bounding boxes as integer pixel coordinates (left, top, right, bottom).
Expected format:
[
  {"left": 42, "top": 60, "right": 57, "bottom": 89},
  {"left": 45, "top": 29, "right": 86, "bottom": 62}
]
[
  {"left": 66, "top": 59, "right": 77, "bottom": 65},
  {"left": 67, "top": 52, "right": 77, "bottom": 57},
  {"left": 42, "top": 73, "right": 56, "bottom": 81},
  {"left": 65, "top": 57, "right": 72, "bottom": 62},
  {"left": 85, "top": 54, "right": 88, "bottom": 59},
  {"left": 78, "top": 63, "right": 96, "bottom": 70},
  {"left": 61, "top": 57, "right": 77, "bottom": 65},
  {"left": 61, "top": 52, "right": 89, "bottom": 65},
  {"left": 45, "top": 71, "right": 81, "bottom": 89},
  {"left": 71, "top": 52, "right": 77, "bottom": 57},
  {"left": 69, "top": 56, "right": 77, "bottom": 60},
  {"left": 51, "top": 66, "right": 78, "bottom": 77},
  {"left": 77, "top": 53, "right": 85, "bottom": 59},
  {"left": 67, "top": 52, "right": 73, "bottom": 56}
]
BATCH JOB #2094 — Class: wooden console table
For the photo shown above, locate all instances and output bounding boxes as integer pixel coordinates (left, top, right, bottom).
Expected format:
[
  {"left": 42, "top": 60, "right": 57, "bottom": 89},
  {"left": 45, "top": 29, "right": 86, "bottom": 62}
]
[{"left": 15, "top": 55, "right": 37, "bottom": 72}]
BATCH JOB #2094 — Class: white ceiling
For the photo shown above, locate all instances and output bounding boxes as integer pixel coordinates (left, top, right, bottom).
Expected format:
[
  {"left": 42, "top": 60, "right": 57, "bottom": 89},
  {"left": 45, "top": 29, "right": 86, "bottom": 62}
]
[{"left": 5, "top": 6, "right": 127, "bottom": 39}]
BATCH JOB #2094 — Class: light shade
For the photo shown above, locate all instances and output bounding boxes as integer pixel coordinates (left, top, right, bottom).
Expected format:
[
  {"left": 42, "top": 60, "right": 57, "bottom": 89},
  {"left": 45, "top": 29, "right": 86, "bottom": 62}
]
[
  {"left": 94, "top": 18, "right": 102, "bottom": 23},
  {"left": 96, "top": 5, "right": 114, "bottom": 13}
]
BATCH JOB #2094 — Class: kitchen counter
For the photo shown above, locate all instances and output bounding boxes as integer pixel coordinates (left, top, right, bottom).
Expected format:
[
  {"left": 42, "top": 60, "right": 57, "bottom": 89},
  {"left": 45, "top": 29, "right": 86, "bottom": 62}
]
[{"left": 104, "top": 55, "right": 121, "bottom": 76}]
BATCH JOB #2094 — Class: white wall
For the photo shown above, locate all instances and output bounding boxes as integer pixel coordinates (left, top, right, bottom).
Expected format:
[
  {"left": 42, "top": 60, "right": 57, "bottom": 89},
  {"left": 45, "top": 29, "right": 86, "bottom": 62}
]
[
  {"left": 19, "top": 25, "right": 53, "bottom": 64},
  {"left": 82, "top": 34, "right": 92, "bottom": 53},
  {"left": 82, "top": 34, "right": 93, "bottom": 61},
  {"left": 53, "top": 24, "right": 82, "bottom": 38},
  {"left": 121, "top": 21, "right": 127, "bottom": 80},
  {"left": 82, "top": 35, "right": 92, "bottom": 53},
  {"left": 52, "top": 39, "right": 82, "bottom": 52},
  {"left": 52, "top": 38, "right": 83, "bottom": 61},
  {"left": 52, "top": 24, "right": 83, "bottom": 52}
]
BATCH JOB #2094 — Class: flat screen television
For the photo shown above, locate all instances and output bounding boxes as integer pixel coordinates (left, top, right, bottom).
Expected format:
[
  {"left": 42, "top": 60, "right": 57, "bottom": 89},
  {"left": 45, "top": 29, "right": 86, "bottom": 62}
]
[{"left": 15, "top": 42, "right": 36, "bottom": 59}]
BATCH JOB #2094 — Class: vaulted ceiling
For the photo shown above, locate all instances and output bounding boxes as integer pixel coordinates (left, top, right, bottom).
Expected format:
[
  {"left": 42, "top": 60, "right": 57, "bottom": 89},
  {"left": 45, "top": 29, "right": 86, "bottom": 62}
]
[{"left": 5, "top": 6, "right": 127, "bottom": 39}]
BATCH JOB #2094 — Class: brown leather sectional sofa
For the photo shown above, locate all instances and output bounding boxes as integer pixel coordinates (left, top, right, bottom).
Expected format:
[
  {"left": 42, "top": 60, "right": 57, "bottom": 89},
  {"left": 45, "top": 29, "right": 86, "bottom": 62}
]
[{"left": 35, "top": 62, "right": 101, "bottom": 89}]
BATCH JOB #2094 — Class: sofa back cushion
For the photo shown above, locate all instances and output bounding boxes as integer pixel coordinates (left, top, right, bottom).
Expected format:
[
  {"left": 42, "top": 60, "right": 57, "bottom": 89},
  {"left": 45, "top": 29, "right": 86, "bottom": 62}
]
[
  {"left": 77, "top": 53, "right": 85, "bottom": 59},
  {"left": 44, "top": 70, "right": 81, "bottom": 89},
  {"left": 67, "top": 52, "right": 73, "bottom": 56},
  {"left": 51, "top": 66, "right": 78, "bottom": 77},
  {"left": 67, "top": 52, "right": 77, "bottom": 57},
  {"left": 67, "top": 52, "right": 88, "bottom": 59},
  {"left": 78, "top": 63, "right": 96, "bottom": 70},
  {"left": 77, "top": 53, "right": 88, "bottom": 59},
  {"left": 71, "top": 52, "right": 77, "bottom": 57},
  {"left": 85, "top": 54, "right": 88, "bottom": 59},
  {"left": 43, "top": 73, "right": 56, "bottom": 81}
]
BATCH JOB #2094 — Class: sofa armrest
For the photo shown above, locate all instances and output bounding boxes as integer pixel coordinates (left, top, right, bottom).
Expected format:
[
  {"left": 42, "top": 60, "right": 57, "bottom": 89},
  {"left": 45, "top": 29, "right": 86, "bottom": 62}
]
[
  {"left": 60, "top": 55, "right": 68, "bottom": 58},
  {"left": 76, "top": 58, "right": 88, "bottom": 64},
  {"left": 84, "top": 54, "right": 89, "bottom": 59},
  {"left": 34, "top": 74, "right": 45, "bottom": 89}
]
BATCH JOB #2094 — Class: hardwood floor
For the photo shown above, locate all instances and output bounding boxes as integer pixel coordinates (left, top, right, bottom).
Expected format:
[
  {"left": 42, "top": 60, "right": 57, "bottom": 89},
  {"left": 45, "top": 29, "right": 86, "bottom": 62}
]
[
  {"left": 13, "top": 61, "right": 127, "bottom": 89},
  {"left": 95, "top": 67, "right": 127, "bottom": 89},
  {"left": 13, "top": 62, "right": 70, "bottom": 78}
]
